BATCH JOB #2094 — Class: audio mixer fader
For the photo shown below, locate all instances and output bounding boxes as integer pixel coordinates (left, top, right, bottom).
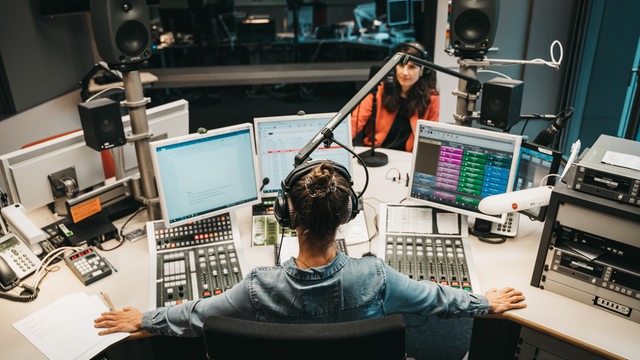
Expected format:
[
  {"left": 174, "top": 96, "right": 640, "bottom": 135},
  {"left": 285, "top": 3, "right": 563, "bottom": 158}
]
[{"left": 147, "top": 213, "right": 243, "bottom": 307}]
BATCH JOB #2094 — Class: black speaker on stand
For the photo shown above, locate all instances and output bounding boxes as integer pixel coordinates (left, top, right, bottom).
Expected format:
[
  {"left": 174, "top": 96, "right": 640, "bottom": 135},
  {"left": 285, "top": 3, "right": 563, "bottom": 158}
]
[
  {"left": 479, "top": 77, "right": 524, "bottom": 132},
  {"left": 78, "top": 98, "right": 126, "bottom": 151},
  {"left": 449, "top": 0, "right": 500, "bottom": 59},
  {"left": 90, "top": 0, "right": 160, "bottom": 220},
  {"left": 90, "top": 0, "right": 152, "bottom": 68}
]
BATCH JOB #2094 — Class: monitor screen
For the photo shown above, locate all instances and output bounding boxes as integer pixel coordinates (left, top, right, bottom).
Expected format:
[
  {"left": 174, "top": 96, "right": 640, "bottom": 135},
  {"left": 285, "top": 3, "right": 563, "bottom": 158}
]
[
  {"left": 254, "top": 113, "right": 352, "bottom": 196},
  {"left": 150, "top": 123, "right": 261, "bottom": 228},
  {"left": 387, "top": 0, "right": 410, "bottom": 27},
  {"left": 407, "top": 121, "right": 522, "bottom": 224},
  {"left": 513, "top": 141, "right": 562, "bottom": 221}
]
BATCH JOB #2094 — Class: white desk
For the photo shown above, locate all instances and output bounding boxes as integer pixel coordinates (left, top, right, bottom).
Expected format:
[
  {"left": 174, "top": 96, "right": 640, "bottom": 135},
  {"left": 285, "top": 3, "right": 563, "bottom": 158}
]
[{"left": 2, "top": 147, "right": 639, "bottom": 359}]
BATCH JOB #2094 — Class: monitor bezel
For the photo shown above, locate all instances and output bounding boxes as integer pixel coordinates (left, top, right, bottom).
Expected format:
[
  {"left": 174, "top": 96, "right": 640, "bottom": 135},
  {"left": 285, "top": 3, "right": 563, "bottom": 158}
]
[
  {"left": 387, "top": 0, "right": 411, "bottom": 27},
  {"left": 407, "top": 120, "right": 523, "bottom": 224},
  {"left": 514, "top": 141, "right": 562, "bottom": 221},
  {"left": 150, "top": 123, "right": 261, "bottom": 229},
  {"left": 253, "top": 112, "right": 353, "bottom": 197}
]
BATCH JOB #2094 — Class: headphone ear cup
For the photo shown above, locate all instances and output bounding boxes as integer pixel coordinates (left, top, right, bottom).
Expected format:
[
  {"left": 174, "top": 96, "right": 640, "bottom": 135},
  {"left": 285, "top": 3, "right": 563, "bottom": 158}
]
[
  {"left": 287, "top": 197, "right": 297, "bottom": 228},
  {"left": 274, "top": 191, "right": 290, "bottom": 228},
  {"left": 342, "top": 189, "right": 360, "bottom": 224}
]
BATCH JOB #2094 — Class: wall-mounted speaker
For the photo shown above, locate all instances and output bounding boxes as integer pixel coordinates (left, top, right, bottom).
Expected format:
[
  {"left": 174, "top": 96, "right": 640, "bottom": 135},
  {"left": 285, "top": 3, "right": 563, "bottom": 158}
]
[
  {"left": 90, "top": 0, "right": 151, "bottom": 66},
  {"left": 479, "top": 77, "right": 524, "bottom": 131},
  {"left": 78, "top": 98, "right": 126, "bottom": 151},
  {"left": 449, "top": 0, "right": 500, "bottom": 57}
]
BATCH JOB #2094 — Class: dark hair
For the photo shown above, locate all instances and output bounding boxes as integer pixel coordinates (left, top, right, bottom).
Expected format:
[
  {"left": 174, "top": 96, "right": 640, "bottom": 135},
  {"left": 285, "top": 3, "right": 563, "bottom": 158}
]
[
  {"left": 382, "top": 43, "right": 439, "bottom": 117},
  {"left": 288, "top": 161, "right": 352, "bottom": 248}
]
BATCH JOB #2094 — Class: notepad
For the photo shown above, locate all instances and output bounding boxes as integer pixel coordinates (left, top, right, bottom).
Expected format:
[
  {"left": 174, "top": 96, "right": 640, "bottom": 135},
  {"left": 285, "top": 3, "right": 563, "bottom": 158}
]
[{"left": 12, "top": 292, "right": 129, "bottom": 360}]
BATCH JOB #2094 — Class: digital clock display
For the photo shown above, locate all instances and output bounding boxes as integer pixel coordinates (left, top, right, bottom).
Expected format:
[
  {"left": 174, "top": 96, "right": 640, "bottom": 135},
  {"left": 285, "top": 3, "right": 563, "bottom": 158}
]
[{"left": 69, "top": 248, "right": 94, "bottom": 261}]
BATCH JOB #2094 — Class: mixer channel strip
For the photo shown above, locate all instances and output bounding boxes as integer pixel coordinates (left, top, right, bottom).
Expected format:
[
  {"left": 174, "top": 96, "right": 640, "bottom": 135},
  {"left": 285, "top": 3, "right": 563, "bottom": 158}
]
[
  {"left": 382, "top": 234, "right": 474, "bottom": 292},
  {"left": 154, "top": 242, "right": 242, "bottom": 307},
  {"left": 151, "top": 214, "right": 235, "bottom": 251},
  {"left": 147, "top": 213, "right": 244, "bottom": 308}
]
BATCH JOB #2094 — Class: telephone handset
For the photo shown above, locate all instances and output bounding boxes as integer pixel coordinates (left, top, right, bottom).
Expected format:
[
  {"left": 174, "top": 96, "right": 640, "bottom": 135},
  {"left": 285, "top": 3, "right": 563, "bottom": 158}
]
[
  {"left": 0, "top": 255, "right": 19, "bottom": 291},
  {"left": 471, "top": 212, "right": 520, "bottom": 244},
  {"left": 0, "top": 233, "right": 41, "bottom": 291}
]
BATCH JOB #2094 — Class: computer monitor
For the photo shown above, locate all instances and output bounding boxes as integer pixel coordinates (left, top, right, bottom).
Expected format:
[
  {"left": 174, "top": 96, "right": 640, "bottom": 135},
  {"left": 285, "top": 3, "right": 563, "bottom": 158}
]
[
  {"left": 150, "top": 123, "right": 261, "bottom": 228},
  {"left": 253, "top": 112, "right": 352, "bottom": 197},
  {"left": 387, "top": 0, "right": 410, "bottom": 27},
  {"left": 119, "top": 99, "right": 190, "bottom": 176},
  {"left": 513, "top": 141, "right": 562, "bottom": 221},
  {"left": 0, "top": 100, "right": 190, "bottom": 213},
  {"left": 407, "top": 120, "right": 522, "bottom": 224},
  {"left": 0, "top": 132, "right": 105, "bottom": 212}
]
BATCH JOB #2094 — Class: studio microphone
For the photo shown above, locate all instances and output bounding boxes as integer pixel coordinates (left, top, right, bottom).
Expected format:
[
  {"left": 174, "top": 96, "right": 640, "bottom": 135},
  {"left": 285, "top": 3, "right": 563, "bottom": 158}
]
[
  {"left": 259, "top": 177, "right": 270, "bottom": 191},
  {"left": 533, "top": 107, "right": 574, "bottom": 146}
]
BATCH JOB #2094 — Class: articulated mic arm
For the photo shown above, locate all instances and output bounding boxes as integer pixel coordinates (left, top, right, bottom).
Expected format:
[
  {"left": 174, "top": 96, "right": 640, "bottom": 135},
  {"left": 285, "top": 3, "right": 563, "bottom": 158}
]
[{"left": 294, "top": 53, "right": 482, "bottom": 166}]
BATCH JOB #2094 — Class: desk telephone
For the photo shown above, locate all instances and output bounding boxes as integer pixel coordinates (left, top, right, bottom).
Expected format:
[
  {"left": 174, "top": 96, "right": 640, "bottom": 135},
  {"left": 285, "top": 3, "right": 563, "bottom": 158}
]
[{"left": 0, "top": 233, "right": 41, "bottom": 291}]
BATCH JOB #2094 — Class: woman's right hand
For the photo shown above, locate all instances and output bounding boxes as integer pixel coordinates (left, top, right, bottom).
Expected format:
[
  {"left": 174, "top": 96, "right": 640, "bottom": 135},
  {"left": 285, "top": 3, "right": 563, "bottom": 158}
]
[{"left": 485, "top": 287, "right": 527, "bottom": 314}]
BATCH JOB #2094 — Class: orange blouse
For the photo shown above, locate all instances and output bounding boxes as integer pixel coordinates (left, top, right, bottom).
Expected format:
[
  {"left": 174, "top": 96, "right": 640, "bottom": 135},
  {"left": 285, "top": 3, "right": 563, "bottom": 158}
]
[{"left": 351, "top": 84, "right": 439, "bottom": 152}]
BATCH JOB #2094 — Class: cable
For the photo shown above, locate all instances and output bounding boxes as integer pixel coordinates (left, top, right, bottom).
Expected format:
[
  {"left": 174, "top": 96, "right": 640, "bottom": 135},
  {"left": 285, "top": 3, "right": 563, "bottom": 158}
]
[
  {"left": 86, "top": 86, "right": 125, "bottom": 102},
  {"left": 332, "top": 137, "right": 370, "bottom": 198},
  {"left": 468, "top": 225, "right": 507, "bottom": 244},
  {"left": 275, "top": 227, "right": 286, "bottom": 266},
  {"left": 0, "top": 245, "right": 81, "bottom": 302}
]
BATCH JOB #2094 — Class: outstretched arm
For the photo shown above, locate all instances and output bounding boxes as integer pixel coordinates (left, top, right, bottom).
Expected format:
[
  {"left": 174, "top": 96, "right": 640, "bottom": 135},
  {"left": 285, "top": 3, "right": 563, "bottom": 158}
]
[{"left": 484, "top": 287, "right": 527, "bottom": 314}]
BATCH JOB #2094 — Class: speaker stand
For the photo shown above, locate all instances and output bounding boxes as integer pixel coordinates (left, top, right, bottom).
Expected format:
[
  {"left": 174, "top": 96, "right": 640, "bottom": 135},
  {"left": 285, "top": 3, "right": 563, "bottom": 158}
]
[{"left": 120, "top": 69, "right": 161, "bottom": 221}]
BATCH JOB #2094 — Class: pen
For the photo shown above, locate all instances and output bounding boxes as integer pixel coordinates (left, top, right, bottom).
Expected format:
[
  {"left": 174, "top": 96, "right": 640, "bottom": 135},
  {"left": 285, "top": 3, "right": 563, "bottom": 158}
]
[{"left": 100, "top": 291, "right": 115, "bottom": 311}]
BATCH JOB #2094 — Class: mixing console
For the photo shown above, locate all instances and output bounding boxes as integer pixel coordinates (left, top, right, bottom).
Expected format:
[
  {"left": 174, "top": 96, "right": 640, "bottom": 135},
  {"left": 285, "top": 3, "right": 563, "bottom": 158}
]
[
  {"left": 147, "top": 213, "right": 243, "bottom": 307},
  {"left": 382, "top": 234, "right": 473, "bottom": 292}
]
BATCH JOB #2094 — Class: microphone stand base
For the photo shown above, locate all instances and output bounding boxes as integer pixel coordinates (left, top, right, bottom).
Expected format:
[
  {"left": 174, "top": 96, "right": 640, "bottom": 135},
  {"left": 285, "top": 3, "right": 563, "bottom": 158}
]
[{"left": 357, "top": 149, "right": 389, "bottom": 167}]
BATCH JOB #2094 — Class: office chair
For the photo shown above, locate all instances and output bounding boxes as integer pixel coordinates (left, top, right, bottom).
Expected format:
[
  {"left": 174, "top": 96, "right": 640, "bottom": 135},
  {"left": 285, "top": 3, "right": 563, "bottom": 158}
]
[{"left": 203, "top": 314, "right": 408, "bottom": 360}]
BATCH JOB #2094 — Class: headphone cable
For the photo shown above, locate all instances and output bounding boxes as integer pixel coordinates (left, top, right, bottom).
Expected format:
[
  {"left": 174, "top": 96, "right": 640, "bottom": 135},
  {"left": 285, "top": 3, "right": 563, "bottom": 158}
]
[{"left": 332, "top": 137, "right": 369, "bottom": 199}]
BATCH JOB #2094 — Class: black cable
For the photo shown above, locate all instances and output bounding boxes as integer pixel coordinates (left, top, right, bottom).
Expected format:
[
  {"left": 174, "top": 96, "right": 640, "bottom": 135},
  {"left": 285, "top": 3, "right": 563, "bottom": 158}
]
[
  {"left": 468, "top": 225, "right": 507, "bottom": 244},
  {"left": 275, "top": 228, "right": 286, "bottom": 266},
  {"left": 331, "top": 137, "right": 369, "bottom": 199},
  {"left": 0, "top": 185, "right": 8, "bottom": 208},
  {"left": 0, "top": 284, "right": 39, "bottom": 302}
]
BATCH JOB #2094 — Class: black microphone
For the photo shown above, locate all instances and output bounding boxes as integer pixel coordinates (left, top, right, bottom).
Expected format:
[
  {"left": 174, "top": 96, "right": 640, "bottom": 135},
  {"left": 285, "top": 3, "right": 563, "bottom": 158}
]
[
  {"left": 259, "top": 177, "right": 270, "bottom": 191},
  {"left": 533, "top": 107, "right": 574, "bottom": 146}
]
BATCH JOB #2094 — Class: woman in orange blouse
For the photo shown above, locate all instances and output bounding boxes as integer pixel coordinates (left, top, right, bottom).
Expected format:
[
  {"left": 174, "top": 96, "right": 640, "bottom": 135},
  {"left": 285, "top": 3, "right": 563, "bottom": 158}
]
[{"left": 352, "top": 41, "right": 440, "bottom": 152}]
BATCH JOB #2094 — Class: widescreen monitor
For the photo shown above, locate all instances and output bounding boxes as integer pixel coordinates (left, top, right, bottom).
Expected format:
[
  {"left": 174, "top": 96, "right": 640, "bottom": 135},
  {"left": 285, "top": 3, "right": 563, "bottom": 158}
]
[
  {"left": 407, "top": 120, "right": 522, "bottom": 224},
  {"left": 150, "top": 123, "right": 261, "bottom": 228},
  {"left": 254, "top": 113, "right": 352, "bottom": 197},
  {"left": 513, "top": 141, "right": 562, "bottom": 221},
  {"left": 387, "top": 0, "right": 410, "bottom": 27}
]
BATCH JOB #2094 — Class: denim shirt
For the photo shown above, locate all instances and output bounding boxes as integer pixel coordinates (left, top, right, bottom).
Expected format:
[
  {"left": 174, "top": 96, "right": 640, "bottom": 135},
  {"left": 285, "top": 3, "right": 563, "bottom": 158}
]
[{"left": 142, "top": 253, "right": 489, "bottom": 337}]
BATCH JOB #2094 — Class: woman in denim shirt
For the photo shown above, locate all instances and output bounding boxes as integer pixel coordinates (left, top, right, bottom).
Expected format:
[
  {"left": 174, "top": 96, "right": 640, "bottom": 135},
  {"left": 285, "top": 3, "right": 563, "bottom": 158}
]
[{"left": 94, "top": 161, "right": 526, "bottom": 337}]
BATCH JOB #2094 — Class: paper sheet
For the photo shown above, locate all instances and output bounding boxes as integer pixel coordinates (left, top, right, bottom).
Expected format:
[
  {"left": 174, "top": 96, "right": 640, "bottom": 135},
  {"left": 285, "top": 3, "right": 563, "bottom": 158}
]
[
  {"left": 601, "top": 150, "right": 640, "bottom": 172},
  {"left": 12, "top": 292, "right": 129, "bottom": 360},
  {"left": 386, "top": 206, "right": 433, "bottom": 234},
  {"left": 436, "top": 212, "right": 460, "bottom": 234}
]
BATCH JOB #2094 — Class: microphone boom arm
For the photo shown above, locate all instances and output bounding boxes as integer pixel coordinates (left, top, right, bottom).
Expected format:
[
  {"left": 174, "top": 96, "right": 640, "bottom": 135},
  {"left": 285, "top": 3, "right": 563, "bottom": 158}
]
[{"left": 294, "top": 53, "right": 482, "bottom": 166}]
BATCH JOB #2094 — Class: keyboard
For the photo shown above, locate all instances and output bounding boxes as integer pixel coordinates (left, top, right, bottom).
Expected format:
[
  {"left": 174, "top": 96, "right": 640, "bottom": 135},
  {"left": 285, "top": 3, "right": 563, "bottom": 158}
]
[
  {"left": 147, "top": 213, "right": 243, "bottom": 307},
  {"left": 378, "top": 204, "right": 480, "bottom": 293}
]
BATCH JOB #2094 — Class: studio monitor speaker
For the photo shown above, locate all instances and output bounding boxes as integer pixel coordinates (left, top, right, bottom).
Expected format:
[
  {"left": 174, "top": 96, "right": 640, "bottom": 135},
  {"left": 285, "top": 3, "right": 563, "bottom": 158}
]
[
  {"left": 78, "top": 98, "right": 127, "bottom": 151},
  {"left": 90, "top": 0, "right": 151, "bottom": 66},
  {"left": 479, "top": 77, "right": 524, "bottom": 131},
  {"left": 450, "top": 0, "right": 500, "bottom": 57}
]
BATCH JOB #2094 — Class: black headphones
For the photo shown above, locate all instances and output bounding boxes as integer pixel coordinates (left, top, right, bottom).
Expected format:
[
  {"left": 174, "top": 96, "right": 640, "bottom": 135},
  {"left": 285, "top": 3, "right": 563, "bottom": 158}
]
[
  {"left": 274, "top": 160, "right": 359, "bottom": 229},
  {"left": 393, "top": 41, "right": 431, "bottom": 77}
]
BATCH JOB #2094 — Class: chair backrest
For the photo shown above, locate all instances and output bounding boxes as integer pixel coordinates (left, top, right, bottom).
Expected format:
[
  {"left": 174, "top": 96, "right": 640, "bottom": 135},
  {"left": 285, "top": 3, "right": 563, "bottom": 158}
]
[{"left": 203, "top": 314, "right": 407, "bottom": 360}]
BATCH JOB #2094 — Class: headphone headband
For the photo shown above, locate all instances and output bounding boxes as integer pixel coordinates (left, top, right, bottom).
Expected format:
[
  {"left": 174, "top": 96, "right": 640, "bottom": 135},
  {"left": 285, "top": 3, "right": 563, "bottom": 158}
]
[
  {"left": 274, "top": 160, "right": 359, "bottom": 228},
  {"left": 394, "top": 41, "right": 429, "bottom": 61}
]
